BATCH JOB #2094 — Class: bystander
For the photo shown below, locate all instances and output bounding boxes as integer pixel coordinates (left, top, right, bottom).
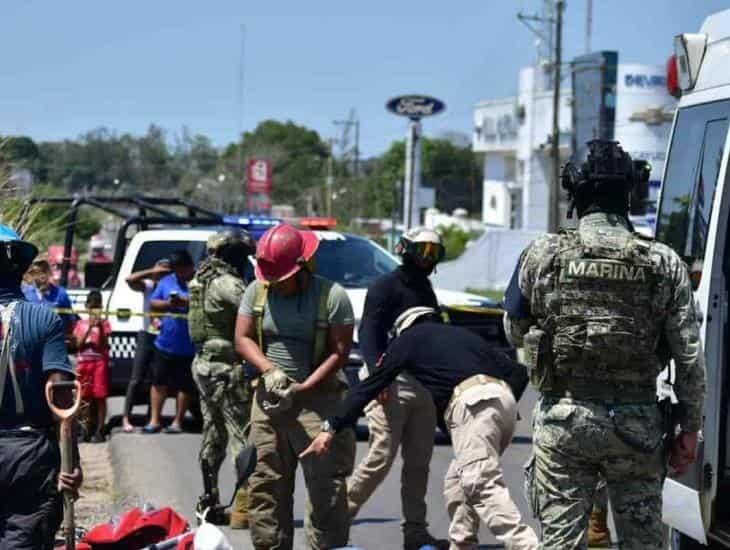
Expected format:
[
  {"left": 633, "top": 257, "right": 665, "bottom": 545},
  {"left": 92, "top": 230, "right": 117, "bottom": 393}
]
[{"left": 145, "top": 250, "right": 196, "bottom": 434}]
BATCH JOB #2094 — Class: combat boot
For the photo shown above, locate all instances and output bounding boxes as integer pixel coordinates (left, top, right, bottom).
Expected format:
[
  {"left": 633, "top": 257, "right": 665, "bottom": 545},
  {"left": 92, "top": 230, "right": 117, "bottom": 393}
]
[
  {"left": 229, "top": 486, "right": 249, "bottom": 529},
  {"left": 587, "top": 508, "right": 611, "bottom": 548}
]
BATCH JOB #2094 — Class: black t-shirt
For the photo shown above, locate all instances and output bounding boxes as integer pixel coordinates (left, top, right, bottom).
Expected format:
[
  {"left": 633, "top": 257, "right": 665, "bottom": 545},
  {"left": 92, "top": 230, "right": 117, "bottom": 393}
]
[
  {"left": 330, "top": 322, "right": 529, "bottom": 432},
  {"left": 359, "top": 266, "right": 438, "bottom": 372}
]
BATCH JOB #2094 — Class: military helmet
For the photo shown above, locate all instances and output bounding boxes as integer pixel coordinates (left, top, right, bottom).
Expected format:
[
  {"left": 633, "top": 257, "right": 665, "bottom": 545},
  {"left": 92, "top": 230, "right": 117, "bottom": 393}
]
[
  {"left": 207, "top": 228, "right": 255, "bottom": 256},
  {"left": 394, "top": 227, "right": 445, "bottom": 265},
  {"left": 561, "top": 140, "right": 651, "bottom": 218}
]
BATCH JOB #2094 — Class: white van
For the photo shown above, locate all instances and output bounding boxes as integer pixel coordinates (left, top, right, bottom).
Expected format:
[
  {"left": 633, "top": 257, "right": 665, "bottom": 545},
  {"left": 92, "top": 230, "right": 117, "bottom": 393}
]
[{"left": 653, "top": 8, "right": 730, "bottom": 549}]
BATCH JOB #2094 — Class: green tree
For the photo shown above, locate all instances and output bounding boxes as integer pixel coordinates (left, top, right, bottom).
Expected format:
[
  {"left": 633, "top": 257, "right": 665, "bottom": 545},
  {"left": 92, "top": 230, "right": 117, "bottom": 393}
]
[{"left": 221, "top": 120, "right": 329, "bottom": 209}]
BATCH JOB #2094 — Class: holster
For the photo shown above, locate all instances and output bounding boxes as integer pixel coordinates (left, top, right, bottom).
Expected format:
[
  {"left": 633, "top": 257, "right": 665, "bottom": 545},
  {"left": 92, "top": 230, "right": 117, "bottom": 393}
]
[{"left": 523, "top": 326, "right": 554, "bottom": 391}]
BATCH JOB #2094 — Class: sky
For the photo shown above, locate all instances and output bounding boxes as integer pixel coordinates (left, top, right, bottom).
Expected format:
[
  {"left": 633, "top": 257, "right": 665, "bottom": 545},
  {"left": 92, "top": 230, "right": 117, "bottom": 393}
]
[{"left": 2, "top": 1, "right": 728, "bottom": 157}]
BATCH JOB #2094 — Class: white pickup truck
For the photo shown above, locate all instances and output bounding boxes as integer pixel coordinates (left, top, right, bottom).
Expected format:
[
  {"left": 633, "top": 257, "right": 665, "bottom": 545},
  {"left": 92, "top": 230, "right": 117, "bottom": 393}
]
[{"left": 34, "top": 197, "right": 512, "bottom": 395}]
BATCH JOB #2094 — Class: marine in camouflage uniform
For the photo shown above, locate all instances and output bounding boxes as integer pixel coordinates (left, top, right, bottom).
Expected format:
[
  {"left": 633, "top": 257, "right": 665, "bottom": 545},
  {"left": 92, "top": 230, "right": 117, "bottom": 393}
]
[
  {"left": 504, "top": 140, "right": 706, "bottom": 550},
  {"left": 189, "top": 228, "right": 256, "bottom": 528}
]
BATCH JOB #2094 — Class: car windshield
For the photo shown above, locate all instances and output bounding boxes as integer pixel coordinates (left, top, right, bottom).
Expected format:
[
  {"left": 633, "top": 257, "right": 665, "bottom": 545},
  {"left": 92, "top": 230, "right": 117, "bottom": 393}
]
[{"left": 314, "top": 236, "right": 399, "bottom": 288}]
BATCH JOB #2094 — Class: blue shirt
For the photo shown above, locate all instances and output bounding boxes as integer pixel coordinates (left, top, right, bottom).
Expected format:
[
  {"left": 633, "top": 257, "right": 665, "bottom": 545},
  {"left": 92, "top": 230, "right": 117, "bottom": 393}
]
[
  {"left": 22, "top": 283, "right": 77, "bottom": 331},
  {"left": 151, "top": 274, "right": 195, "bottom": 357},
  {"left": 0, "top": 299, "right": 74, "bottom": 429}
]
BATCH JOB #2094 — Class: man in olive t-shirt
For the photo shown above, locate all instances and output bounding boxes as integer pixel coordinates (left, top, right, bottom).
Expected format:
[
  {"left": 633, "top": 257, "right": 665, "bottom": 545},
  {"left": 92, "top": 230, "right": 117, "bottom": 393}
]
[
  {"left": 235, "top": 223, "right": 357, "bottom": 550},
  {"left": 238, "top": 276, "right": 354, "bottom": 382}
]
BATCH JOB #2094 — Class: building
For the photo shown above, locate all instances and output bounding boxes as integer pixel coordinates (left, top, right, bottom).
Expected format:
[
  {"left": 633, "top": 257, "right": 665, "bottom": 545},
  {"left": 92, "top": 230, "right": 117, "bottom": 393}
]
[{"left": 473, "top": 52, "right": 676, "bottom": 232}]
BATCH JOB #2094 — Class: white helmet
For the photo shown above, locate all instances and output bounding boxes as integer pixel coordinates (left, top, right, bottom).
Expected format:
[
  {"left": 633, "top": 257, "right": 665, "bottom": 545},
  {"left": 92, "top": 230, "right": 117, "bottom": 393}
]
[
  {"left": 395, "top": 227, "right": 445, "bottom": 264},
  {"left": 392, "top": 306, "right": 439, "bottom": 337}
]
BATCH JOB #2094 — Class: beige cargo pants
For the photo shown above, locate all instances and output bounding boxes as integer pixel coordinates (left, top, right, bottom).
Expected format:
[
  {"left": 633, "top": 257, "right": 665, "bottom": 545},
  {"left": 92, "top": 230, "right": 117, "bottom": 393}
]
[
  {"left": 347, "top": 373, "right": 436, "bottom": 541},
  {"left": 248, "top": 383, "right": 356, "bottom": 550},
  {"left": 443, "top": 380, "right": 538, "bottom": 550}
]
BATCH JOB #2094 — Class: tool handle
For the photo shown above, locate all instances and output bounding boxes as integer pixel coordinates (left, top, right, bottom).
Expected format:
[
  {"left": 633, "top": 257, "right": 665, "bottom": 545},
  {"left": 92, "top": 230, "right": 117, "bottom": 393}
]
[
  {"left": 45, "top": 380, "right": 82, "bottom": 420},
  {"left": 61, "top": 419, "right": 76, "bottom": 550}
]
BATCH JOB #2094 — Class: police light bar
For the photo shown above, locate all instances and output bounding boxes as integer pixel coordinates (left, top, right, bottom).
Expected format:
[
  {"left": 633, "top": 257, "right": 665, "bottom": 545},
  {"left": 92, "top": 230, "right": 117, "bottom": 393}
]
[
  {"left": 674, "top": 33, "right": 708, "bottom": 93},
  {"left": 299, "top": 217, "right": 338, "bottom": 230},
  {"left": 222, "top": 215, "right": 281, "bottom": 228}
]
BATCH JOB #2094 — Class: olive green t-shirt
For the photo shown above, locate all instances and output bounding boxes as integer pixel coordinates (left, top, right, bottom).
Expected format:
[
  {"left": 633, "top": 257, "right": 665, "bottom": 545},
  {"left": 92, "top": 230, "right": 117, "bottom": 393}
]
[{"left": 238, "top": 276, "right": 354, "bottom": 382}]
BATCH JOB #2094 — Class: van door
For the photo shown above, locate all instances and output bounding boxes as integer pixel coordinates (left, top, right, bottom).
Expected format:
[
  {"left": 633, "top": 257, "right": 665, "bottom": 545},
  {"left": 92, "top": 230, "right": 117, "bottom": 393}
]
[{"left": 654, "top": 98, "right": 730, "bottom": 544}]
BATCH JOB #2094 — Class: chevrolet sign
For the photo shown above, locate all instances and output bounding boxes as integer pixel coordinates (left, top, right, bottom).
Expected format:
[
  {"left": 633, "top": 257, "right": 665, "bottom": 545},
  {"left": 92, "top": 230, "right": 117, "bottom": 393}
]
[{"left": 386, "top": 95, "right": 446, "bottom": 120}]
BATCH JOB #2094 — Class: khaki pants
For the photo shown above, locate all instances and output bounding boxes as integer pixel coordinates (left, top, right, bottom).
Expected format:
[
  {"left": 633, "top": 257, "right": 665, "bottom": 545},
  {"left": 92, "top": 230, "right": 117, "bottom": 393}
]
[
  {"left": 248, "top": 383, "right": 356, "bottom": 550},
  {"left": 347, "top": 373, "right": 436, "bottom": 541},
  {"left": 443, "top": 381, "right": 538, "bottom": 550}
]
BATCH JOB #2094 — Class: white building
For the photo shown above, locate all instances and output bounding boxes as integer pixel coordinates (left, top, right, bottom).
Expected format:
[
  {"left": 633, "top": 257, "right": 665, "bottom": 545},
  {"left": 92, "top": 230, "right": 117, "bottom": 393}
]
[{"left": 473, "top": 59, "right": 676, "bottom": 232}]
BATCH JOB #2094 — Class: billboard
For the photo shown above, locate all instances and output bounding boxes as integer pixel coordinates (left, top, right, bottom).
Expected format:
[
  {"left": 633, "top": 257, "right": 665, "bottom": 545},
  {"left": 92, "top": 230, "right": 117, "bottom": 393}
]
[
  {"left": 246, "top": 159, "right": 273, "bottom": 193},
  {"left": 246, "top": 158, "right": 273, "bottom": 213},
  {"left": 571, "top": 51, "right": 618, "bottom": 163}
]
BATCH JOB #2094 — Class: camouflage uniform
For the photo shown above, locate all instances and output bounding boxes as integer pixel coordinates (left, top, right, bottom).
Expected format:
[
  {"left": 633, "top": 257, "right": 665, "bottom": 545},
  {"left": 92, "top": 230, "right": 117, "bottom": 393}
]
[
  {"left": 189, "top": 256, "right": 251, "bottom": 507},
  {"left": 507, "top": 212, "right": 706, "bottom": 550}
]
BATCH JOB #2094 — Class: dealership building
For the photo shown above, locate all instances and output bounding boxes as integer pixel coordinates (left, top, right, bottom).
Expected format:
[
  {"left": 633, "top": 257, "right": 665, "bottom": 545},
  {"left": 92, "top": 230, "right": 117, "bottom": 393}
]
[{"left": 473, "top": 51, "right": 676, "bottom": 233}]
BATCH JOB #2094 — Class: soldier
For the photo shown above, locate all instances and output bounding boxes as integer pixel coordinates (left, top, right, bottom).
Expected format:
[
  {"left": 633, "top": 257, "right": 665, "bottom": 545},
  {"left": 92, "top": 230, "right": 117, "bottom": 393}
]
[
  {"left": 503, "top": 140, "right": 706, "bottom": 549},
  {"left": 189, "top": 228, "right": 256, "bottom": 529}
]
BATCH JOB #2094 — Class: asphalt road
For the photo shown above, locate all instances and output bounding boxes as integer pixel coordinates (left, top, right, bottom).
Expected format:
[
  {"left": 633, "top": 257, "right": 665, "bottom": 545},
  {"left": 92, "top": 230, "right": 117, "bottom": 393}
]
[{"left": 107, "top": 390, "right": 542, "bottom": 549}]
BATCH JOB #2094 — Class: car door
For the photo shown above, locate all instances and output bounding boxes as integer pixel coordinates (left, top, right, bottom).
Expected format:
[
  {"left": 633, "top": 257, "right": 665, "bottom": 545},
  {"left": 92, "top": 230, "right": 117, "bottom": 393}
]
[{"left": 655, "top": 98, "right": 730, "bottom": 545}]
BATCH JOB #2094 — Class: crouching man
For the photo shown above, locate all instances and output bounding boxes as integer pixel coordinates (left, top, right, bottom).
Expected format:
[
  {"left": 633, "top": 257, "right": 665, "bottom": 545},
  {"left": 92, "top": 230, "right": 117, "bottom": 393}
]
[{"left": 301, "top": 307, "right": 539, "bottom": 550}]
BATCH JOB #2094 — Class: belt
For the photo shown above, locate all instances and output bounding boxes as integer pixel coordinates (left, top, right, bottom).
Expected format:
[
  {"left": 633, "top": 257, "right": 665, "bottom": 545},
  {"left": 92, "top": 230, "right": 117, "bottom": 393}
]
[
  {"left": 447, "top": 374, "right": 506, "bottom": 413},
  {"left": 543, "top": 381, "right": 656, "bottom": 403},
  {"left": 0, "top": 425, "right": 54, "bottom": 437}
]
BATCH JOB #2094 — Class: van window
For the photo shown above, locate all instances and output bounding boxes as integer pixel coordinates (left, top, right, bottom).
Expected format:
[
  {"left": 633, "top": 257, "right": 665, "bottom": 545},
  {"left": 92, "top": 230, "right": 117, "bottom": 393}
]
[
  {"left": 655, "top": 100, "right": 730, "bottom": 268},
  {"left": 131, "top": 240, "right": 208, "bottom": 272}
]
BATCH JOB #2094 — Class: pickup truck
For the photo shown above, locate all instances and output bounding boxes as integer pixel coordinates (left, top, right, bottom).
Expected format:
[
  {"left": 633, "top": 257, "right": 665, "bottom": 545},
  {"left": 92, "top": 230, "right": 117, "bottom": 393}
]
[{"left": 26, "top": 196, "right": 513, "bottom": 396}]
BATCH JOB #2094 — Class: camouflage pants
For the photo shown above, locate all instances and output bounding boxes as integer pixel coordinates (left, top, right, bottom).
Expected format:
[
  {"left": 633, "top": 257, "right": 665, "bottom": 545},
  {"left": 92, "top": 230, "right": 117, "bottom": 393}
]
[
  {"left": 192, "top": 358, "right": 251, "bottom": 483},
  {"left": 533, "top": 397, "right": 665, "bottom": 550}
]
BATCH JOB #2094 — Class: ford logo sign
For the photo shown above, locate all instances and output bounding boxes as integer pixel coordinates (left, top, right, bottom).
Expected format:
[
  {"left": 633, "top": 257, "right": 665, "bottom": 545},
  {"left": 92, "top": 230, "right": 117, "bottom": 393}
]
[{"left": 386, "top": 95, "right": 446, "bottom": 119}]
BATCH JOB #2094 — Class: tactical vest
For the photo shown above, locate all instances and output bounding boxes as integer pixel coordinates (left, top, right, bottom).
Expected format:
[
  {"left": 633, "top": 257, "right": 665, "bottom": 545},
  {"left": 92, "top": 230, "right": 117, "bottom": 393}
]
[
  {"left": 532, "top": 229, "right": 664, "bottom": 395},
  {"left": 188, "top": 259, "right": 241, "bottom": 359},
  {"left": 252, "top": 278, "right": 333, "bottom": 370}
]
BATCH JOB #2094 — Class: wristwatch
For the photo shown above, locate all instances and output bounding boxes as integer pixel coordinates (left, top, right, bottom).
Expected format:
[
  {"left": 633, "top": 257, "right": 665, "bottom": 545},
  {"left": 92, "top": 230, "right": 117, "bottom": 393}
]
[{"left": 321, "top": 420, "right": 334, "bottom": 434}]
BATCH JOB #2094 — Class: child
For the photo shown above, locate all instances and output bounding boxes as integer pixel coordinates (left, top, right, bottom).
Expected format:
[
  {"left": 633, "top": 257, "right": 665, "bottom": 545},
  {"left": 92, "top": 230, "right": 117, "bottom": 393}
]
[{"left": 73, "top": 290, "right": 111, "bottom": 443}]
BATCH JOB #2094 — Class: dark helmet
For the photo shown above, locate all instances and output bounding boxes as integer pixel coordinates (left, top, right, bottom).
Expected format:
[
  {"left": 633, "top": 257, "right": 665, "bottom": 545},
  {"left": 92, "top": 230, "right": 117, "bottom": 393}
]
[
  {"left": 0, "top": 224, "right": 38, "bottom": 274},
  {"left": 561, "top": 140, "right": 651, "bottom": 218}
]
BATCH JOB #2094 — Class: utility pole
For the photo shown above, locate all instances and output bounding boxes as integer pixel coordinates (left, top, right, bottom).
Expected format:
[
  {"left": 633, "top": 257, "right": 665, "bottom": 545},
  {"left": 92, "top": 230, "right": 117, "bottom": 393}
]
[
  {"left": 354, "top": 119, "right": 360, "bottom": 178},
  {"left": 334, "top": 109, "right": 360, "bottom": 177},
  {"left": 548, "top": 0, "right": 564, "bottom": 233},
  {"left": 326, "top": 139, "right": 335, "bottom": 217},
  {"left": 585, "top": 0, "right": 592, "bottom": 53}
]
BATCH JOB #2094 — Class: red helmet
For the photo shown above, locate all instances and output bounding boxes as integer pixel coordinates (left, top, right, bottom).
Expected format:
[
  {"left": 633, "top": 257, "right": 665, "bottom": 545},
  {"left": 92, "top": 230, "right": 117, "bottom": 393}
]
[{"left": 255, "top": 224, "right": 320, "bottom": 283}]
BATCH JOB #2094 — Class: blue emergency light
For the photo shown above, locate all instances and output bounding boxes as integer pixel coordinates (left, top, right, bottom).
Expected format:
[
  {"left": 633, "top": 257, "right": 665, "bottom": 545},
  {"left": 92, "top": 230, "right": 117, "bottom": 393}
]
[{"left": 222, "top": 215, "right": 282, "bottom": 239}]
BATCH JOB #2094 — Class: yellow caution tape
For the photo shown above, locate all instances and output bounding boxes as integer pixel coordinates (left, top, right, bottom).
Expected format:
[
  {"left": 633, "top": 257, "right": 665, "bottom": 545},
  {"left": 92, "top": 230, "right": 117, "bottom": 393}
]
[
  {"left": 445, "top": 305, "right": 504, "bottom": 315},
  {"left": 52, "top": 307, "right": 189, "bottom": 320}
]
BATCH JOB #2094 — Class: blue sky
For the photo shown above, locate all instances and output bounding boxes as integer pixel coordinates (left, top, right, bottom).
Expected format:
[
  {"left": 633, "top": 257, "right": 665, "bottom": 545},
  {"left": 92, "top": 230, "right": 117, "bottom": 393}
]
[{"left": 2, "top": 1, "right": 727, "bottom": 156}]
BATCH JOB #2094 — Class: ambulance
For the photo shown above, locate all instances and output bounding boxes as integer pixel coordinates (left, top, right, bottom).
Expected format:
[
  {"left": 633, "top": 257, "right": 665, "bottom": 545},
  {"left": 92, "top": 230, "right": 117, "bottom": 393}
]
[{"left": 654, "top": 8, "right": 730, "bottom": 549}]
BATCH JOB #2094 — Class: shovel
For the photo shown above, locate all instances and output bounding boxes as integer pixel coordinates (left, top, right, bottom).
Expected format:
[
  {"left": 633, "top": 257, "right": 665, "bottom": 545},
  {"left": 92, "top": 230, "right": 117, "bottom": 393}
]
[
  {"left": 144, "top": 444, "right": 258, "bottom": 550},
  {"left": 45, "top": 379, "right": 82, "bottom": 550}
]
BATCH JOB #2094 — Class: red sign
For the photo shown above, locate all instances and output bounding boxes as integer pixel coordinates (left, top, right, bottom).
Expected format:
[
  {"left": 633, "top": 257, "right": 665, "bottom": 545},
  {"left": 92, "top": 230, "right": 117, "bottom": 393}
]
[{"left": 246, "top": 159, "right": 273, "bottom": 193}]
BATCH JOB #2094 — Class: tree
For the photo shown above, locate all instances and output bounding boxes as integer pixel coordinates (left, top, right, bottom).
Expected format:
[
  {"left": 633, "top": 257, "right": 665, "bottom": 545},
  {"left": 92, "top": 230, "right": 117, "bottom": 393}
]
[{"left": 221, "top": 120, "right": 329, "bottom": 210}]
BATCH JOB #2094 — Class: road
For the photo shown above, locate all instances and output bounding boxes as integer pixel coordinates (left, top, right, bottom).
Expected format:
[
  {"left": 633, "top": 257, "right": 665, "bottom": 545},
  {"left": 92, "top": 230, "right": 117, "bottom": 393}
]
[{"left": 107, "top": 390, "right": 542, "bottom": 549}]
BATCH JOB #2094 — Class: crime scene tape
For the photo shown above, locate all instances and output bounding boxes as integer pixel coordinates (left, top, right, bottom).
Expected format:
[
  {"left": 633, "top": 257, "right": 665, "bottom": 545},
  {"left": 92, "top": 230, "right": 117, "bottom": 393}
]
[{"left": 53, "top": 307, "right": 189, "bottom": 319}]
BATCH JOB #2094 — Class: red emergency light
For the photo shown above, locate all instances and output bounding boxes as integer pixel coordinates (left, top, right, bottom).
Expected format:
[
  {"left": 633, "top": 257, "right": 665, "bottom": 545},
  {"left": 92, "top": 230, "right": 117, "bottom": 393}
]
[
  {"left": 666, "top": 55, "right": 681, "bottom": 98},
  {"left": 299, "top": 217, "right": 338, "bottom": 230}
]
